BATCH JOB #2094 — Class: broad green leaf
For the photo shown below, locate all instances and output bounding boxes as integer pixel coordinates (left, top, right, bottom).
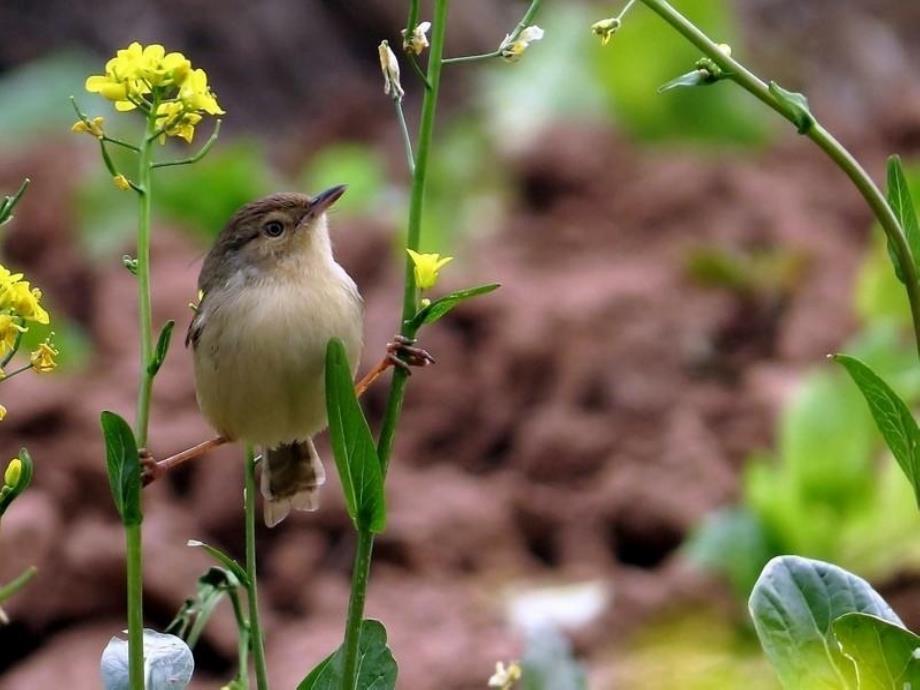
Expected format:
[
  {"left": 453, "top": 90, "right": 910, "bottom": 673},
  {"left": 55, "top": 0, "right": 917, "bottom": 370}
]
[
  {"left": 408, "top": 284, "right": 501, "bottom": 330},
  {"left": 325, "top": 339, "right": 386, "bottom": 533},
  {"left": 834, "top": 354, "right": 920, "bottom": 506},
  {"left": 100, "top": 411, "right": 142, "bottom": 526},
  {"left": 833, "top": 613, "right": 920, "bottom": 690},
  {"left": 297, "top": 619, "right": 397, "bottom": 690},
  {"left": 749, "top": 556, "right": 902, "bottom": 690},
  {"left": 148, "top": 320, "right": 176, "bottom": 376},
  {"left": 884, "top": 155, "right": 920, "bottom": 284},
  {"left": 186, "top": 540, "right": 249, "bottom": 587},
  {"left": 0, "top": 448, "right": 33, "bottom": 517},
  {"left": 769, "top": 82, "right": 815, "bottom": 135}
]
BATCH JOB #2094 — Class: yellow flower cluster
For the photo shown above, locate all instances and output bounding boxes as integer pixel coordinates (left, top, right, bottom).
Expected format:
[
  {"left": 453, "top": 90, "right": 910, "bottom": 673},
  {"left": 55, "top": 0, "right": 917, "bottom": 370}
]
[
  {"left": 0, "top": 266, "right": 49, "bottom": 361},
  {"left": 85, "top": 42, "right": 224, "bottom": 143}
]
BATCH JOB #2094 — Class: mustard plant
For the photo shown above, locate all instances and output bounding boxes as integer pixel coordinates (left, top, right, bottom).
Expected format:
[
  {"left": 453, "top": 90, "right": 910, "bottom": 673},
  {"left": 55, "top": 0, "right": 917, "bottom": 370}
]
[
  {"left": 75, "top": 42, "right": 223, "bottom": 690},
  {"left": 594, "top": 1, "right": 920, "bottom": 686}
]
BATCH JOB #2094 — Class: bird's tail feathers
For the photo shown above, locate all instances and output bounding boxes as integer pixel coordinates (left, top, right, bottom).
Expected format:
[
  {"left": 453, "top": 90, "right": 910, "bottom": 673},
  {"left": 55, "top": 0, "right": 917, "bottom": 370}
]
[{"left": 260, "top": 439, "right": 325, "bottom": 527}]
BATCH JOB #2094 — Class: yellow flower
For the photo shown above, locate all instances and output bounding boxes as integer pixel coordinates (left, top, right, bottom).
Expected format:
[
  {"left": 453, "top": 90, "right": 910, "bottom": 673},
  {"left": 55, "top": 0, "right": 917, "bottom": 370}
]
[
  {"left": 30, "top": 337, "right": 59, "bottom": 374},
  {"left": 499, "top": 25, "right": 544, "bottom": 62},
  {"left": 488, "top": 661, "right": 522, "bottom": 690},
  {"left": 591, "top": 17, "right": 621, "bottom": 46},
  {"left": 71, "top": 116, "right": 105, "bottom": 138},
  {"left": 178, "top": 68, "right": 224, "bottom": 116},
  {"left": 0, "top": 405, "right": 6, "bottom": 422},
  {"left": 407, "top": 249, "right": 453, "bottom": 291},
  {"left": 137, "top": 44, "right": 191, "bottom": 87},
  {"left": 113, "top": 175, "right": 132, "bottom": 191},
  {"left": 3, "top": 458, "right": 20, "bottom": 487},
  {"left": 402, "top": 21, "right": 431, "bottom": 56},
  {"left": 0, "top": 315, "right": 27, "bottom": 356},
  {"left": 378, "top": 40, "right": 404, "bottom": 101},
  {"left": 7, "top": 281, "right": 49, "bottom": 325},
  {"left": 155, "top": 101, "right": 203, "bottom": 143}
]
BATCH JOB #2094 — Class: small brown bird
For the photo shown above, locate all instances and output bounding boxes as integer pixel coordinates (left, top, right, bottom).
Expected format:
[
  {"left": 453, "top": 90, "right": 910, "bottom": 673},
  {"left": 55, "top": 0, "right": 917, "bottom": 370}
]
[{"left": 187, "top": 187, "right": 363, "bottom": 526}]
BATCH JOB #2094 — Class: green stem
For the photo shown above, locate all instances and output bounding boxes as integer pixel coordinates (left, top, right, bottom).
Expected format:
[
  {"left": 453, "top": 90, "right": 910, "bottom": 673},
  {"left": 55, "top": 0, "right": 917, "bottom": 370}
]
[
  {"left": 125, "top": 523, "right": 145, "bottom": 690},
  {"left": 0, "top": 565, "right": 37, "bottom": 604},
  {"left": 339, "top": 529, "right": 374, "bottom": 690},
  {"left": 637, "top": 0, "right": 920, "bottom": 357},
  {"left": 394, "top": 98, "right": 416, "bottom": 174},
  {"left": 443, "top": 0, "right": 542, "bottom": 64},
  {"left": 244, "top": 447, "right": 270, "bottom": 690},
  {"left": 377, "top": 0, "right": 449, "bottom": 476}
]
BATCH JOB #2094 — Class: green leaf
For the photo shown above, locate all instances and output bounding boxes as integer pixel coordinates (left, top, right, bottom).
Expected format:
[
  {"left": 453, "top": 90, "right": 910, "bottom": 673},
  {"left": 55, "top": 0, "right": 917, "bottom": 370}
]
[
  {"left": 749, "top": 556, "right": 902, "bottom": 690},
  {"left": 884, "top": 155, "right": 920, "bottom": 285},
  {"left": 834, "top": 354, "right": 920, "bottom": 506},
  {"left": 297, "top": 619, "right": 397, "bottom": 690},
  {"left": 657, "top": 69, "right": 712, "bottom": 93},
  {"left": 769, "top": 82, "right": 815, "bottom": 135},
  {"left": 148, "top": 320, "right": 176, "bottom": 376},
  {"left": 833, "top": 613, "right": 920, "bottom": 690},
  {"left": 100, "top": 411, "right": 142, "bottom": 526},
  {"left": 408, "top": 283, "right": 501, "bottom": 330},
  {"left": 325, "top": 338, "right": 386, "bottom": 533},
  {"left": 186, "top": 540, "right": 249, "bottom": 587},
  {"left": 167, "top": 566, "right": 242, "bottom": 648},
  {"left": 0, "top": 178, "right": 29, "bottom": 226}
]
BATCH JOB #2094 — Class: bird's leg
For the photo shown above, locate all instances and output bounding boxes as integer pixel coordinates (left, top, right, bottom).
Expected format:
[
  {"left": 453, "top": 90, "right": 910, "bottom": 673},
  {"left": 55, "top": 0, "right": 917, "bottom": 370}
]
[
  {"left": 354, "top": 335, "right": 435, "bottom": 398},
  {"left": 141, "top": 435, "right": 228, "bottom": 486}
]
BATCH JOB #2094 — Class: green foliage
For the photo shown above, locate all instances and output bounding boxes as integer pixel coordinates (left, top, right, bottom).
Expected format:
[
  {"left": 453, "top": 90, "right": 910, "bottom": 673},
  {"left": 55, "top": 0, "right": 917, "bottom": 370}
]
[
  {"left": 301, "top": 143, "right": 388, "bottom": 217},
  {"left": 835, "top": 354, "right": 920, "bottom": 507},
  {"left": 749, "top": 556, "right": 902, "bottom": 690},
  {"left": 325, "top": 338, "right": 386, "bottom": 533},
  {"left": 0, "top": 448, "right": 33, "bottom": 518},
  {"left": 884, "top": 156, "right": 920, "bottom": 284},
  {"left": 100, "top": 411, "right": 142, "bottom": 526},
  {"left": 592, "top": 0, "right": 767, "bottom": 144},
  {"left": 298, "top": 620, "right": 397, "bottom": 690},
  {"left": 0, "top": 179, "right": 29, "bottom": 227},
  {"left": 407, "top": 283, "right": 500, "bottom": 329},
  {"left": 148, "top": 320, "right": 175, "bottom": 377},
  {"left": 186, "top": 539, "right": 249, "bottom": 587},
  {"left": 767, "top": 83, "right": 814, "bottom": 135},
  {"left": 167, "top": 567, "right": 244, "bottom": 649},
  {"left": 834, "top": 613, "right": 920, "bottom": 689},
  {"left": 76, "top": 141, "right": 273, "bottom": 256}
]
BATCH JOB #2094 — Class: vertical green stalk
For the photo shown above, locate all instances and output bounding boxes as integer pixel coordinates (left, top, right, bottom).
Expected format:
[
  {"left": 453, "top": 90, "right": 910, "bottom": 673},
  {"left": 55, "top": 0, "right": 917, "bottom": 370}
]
[
  {"left": 125, "top": 104, "right": 157, "bottom": 690},
  {"left": 244, "top": 447, "right": 270, "bottom": 690},
  {"left": 636, "top": 0, "right": 920, "bottom": 358},
  {"left": 377, "top": 0, "right": 450, "bottom": 476},
  {"left": 339, "top": 3, "right": 450, "bottom": 689}
]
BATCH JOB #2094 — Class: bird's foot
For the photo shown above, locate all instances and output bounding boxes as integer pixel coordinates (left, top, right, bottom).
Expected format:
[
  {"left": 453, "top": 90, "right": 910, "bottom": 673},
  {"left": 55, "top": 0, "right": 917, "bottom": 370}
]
[
  {"left": 386, "top": 335, "right": 435, "bottom": 374},
  {"left": 139, "top": 448, "right": 165, "bottom": 487}
]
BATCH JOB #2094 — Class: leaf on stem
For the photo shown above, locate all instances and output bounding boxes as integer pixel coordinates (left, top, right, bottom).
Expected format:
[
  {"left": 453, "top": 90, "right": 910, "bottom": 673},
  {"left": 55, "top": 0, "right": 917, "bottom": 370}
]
[
  {"left": 407, "top": 283, "right": 501, "bottom": 330},
  {"left": 325, "top": 338, "right": 386, "bottom": 533},
  {"left": 167, "top": 566, "right": 243, "bottom": 648},
  {"left": 657, "top": 69, "right": 711, "bottom": 93},
  {"left": 186, "top": 540, "right": 249, "bottom": 587},
  {"left": 884, "top": 155, "right": 920, "bottom": 285},
  {"left": 768, "top": 82, "right": 815, "bottom": 135},
  {"left": 749, "top": 556, "right": 901, "bottom": 689},
  {"left": 834, "top": 354, "right": 920, "bottom": 506},
  {"left": 297, "top": 619, "right": 397, "bottom": 690},
  {"left": 833, "top": 613, "right": 920, "bottom": 690},
  {"left": 100, "top": 411, "right": 142, "bottom": 526},
  {"left": 148, "top": 320, "right": 176, "bottom": 376},
  {"left": 0, "top": 179, "right": 29, "bottom": 227}
]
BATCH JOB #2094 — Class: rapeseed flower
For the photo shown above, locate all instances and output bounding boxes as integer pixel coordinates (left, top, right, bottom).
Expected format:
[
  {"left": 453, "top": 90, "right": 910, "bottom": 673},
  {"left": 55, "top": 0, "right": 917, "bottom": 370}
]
[{"left": 407, "top": 249, "right": 453, "bottom": 291}]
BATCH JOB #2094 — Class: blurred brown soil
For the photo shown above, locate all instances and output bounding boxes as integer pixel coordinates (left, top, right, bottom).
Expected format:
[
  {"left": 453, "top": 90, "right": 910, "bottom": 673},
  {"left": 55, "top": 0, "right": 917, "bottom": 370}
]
[{"left": 1, "top": 112, "right": 915, "bottom": 689}]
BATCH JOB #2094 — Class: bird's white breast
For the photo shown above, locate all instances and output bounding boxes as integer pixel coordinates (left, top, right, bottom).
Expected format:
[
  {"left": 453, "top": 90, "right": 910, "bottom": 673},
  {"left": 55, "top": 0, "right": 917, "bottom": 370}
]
[{"left": 193, "top": 265, "right": 363, "bottom": 446}]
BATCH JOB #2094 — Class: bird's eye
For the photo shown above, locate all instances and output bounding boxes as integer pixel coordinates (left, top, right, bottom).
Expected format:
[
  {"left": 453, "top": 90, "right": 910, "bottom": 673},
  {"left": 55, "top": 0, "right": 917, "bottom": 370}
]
[{"left": 263, "top": 220, "right": 285, "bottom": 238}]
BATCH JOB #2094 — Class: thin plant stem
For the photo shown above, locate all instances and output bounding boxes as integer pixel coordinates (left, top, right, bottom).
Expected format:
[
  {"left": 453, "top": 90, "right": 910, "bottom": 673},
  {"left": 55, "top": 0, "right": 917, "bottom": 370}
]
[
  {"left": 636, "top": 0, "right": 920, "bottom": 358},
  {"left": 0, "top": 362, "right": 33, "bottom": 383},
  {"left": 0, "top": 566, "right": 37, "bottom": 603},
  {"left": 244, "top": 447, "right": 270, "bottom": 690},
  {"left": 0, "top": 319, "right": 24, "bottom": 369},
  {"left": 338, "top": 3, "right": 450, "bottom": 689},
  {"left": 339, "top": 528, "right": 374, "bottom": 689},
  {"left": 151, "top": 120, "right": 222, "bottom": 169},
  {"left": 125, "top": 523, "right": 145, "bottom": 690},
  {"left": 394, "top": 99, "right": 416, "bottom": 173},
  {"left": 443, "top": 0, "right": 542, "bottom": 65},
  {"left": 377, "top": 0, "right": 450, "bottom": 476},
  {"left": 617, "top": 0, "right": 639, "bottom": 21}
]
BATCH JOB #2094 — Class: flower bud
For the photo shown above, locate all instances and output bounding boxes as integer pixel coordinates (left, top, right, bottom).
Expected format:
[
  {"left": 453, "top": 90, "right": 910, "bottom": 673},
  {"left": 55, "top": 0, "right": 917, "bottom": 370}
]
[
  {"left": 378, "top": 40, "right": 405, "bottom": 100},
  {"left": 500, "top": 25, "right": 545, "bottom": 62},
  {"left": 591, "top": 17, "right": 621, "bottom": 46},
  {"left": 4, "top": 458, "right": 21, "bottom": 488},
  {"left": 112, "top": 175, "right": 131, "bottom": 191},
  {"left": 402, "top": 21, "right": 431, "bottom": 56}
]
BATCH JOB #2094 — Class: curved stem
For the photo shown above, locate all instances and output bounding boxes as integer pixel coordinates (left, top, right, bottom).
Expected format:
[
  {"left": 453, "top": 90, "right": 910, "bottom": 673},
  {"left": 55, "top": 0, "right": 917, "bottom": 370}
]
[
  {"left": 636, "top": 0, "right": 920, "bottom": 357},
  {"left": 245, "top": 447, "right": 270, "bottom": 690}
]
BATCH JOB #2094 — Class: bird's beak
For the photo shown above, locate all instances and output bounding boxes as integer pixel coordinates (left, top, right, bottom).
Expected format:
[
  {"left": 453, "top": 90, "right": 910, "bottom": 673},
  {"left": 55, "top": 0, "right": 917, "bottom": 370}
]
[{"left": 309, "top": 185, "right": 347, "bottom": 215}]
